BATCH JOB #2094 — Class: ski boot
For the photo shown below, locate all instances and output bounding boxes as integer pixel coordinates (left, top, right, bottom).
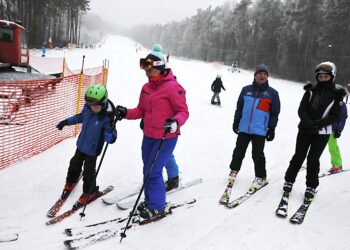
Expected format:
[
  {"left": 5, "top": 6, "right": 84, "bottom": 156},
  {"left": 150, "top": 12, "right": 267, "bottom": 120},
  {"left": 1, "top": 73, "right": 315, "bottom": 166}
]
[
  {"left": 139, "top": 206, "right": 166, "bottom": 220},
  {"left": 329, "top": 165, "right": 342, "bottom": 174},
  {"left": 79, "top": 186, "right": 100, "bottom": 204},
  {"left": 165, "top": 176, "right": 179, "bottom": 192},
  {"left": 250, "top": 177, "right": 268, "bottom": 190}
]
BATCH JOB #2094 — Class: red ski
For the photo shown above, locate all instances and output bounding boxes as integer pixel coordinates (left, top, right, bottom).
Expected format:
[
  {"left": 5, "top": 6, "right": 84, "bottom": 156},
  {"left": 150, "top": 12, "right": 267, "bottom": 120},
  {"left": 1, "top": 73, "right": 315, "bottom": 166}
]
[
  {"left": 46, "top": 185, "right": 114, "bottom": 225},
  {"left": 47, "top": 175, "right": 83, "bottom": 217}
]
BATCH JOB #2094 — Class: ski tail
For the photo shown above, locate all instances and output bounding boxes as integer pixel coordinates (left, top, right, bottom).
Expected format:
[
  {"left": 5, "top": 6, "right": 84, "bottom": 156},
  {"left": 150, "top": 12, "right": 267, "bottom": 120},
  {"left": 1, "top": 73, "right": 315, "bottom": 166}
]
[
  {"left": 46, "top": 186, "right": 114, "bottom": 225},
  {"left": 116, "top": 179, "right": 202, "bottom": 210},
  {"left": 289, "top": 197, "right": 313, "bottom": 224},
  {"left": 226, "top": 182, "right": 268, "bottom": 209},
  {"left": 47, "top": 174, "right": 83, "bottom": 217},
  {"left": 275, "top": 191, "right": 290, "bottom": 218},
  {"left": 219, "top": 178, "right": 235, "bottom": 204}
]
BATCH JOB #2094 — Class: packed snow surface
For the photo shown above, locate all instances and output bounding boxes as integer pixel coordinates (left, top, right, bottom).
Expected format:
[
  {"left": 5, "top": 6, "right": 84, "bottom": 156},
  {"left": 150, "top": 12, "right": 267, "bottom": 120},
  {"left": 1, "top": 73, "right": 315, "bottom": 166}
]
[{"left": 0, "top": 35, "right": 349, "bottom": 250}]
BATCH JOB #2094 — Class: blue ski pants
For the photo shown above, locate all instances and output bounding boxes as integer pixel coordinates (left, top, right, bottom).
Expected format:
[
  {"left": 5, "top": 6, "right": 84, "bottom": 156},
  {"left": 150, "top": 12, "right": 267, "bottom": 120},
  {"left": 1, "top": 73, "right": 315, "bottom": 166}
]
[{"left": 142, "top": 135, "right": 178, "bottom": 210}]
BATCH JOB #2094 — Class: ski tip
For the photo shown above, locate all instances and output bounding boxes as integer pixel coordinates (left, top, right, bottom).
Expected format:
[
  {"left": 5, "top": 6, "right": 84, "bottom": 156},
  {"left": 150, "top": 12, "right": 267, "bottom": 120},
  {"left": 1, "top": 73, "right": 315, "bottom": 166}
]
[
  {"left": 275, "top": 212, "right": 288, "bottom": 218},
  {"left": 289, "top": 218, "right": 302, "bottom": 224},
  {"left": 102, "top": 198, "right": 115, "bottom": 205},
  {"left": 63, "top": 240, "right": 74, "bottom": 249},
  {"left": 65, "top": 228, "right": 72, "bottom": 236}
]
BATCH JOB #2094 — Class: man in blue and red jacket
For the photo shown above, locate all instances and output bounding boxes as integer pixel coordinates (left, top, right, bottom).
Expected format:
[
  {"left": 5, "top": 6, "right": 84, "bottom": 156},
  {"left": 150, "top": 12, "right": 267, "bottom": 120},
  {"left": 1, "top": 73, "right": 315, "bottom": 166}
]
[{"left": 228, "top": 64, "right": 280, "bottom": 190}]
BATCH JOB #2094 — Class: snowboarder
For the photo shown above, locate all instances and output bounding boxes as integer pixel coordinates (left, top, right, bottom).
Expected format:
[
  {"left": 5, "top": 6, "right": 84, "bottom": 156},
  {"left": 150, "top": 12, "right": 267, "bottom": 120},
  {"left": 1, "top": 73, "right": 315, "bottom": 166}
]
[
  {"left": 282, "top": 62, "right": 347, "bottom": 199},
  {"left": 226, "top": 64, "right": 280, "bottom": 191},
  {"left": 56, "top": 84, "right": 117, "bottom": 204},
  {"left": 115, "top": 44, "right": 189, "bottom": 220},
  {"left": 211, "top": 74, "right": 226, "bottom": 106},
  {"left": 327, "top": 100, "right": 347, "bottom": 173}
]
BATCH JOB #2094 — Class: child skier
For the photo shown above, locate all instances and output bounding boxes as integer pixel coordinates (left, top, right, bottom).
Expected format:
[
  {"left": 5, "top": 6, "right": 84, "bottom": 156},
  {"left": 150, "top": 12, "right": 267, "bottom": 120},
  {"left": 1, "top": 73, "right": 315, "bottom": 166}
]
[
  {"left": 328, "top": 101, "right": 347, "bottom": 173},
  {"left": 211, "top": 74, "right": 226, "bottom": 106},
  {"left": 56, "top": 84, "right": 117, "bottom": 204}
]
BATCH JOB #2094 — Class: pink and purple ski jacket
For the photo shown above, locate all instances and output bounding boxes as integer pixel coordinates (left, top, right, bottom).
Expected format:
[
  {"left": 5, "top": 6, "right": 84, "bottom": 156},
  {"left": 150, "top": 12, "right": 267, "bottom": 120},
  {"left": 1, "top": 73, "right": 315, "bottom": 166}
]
[{"left": 125, "top": 69, "right": 189, "bottom": 139}]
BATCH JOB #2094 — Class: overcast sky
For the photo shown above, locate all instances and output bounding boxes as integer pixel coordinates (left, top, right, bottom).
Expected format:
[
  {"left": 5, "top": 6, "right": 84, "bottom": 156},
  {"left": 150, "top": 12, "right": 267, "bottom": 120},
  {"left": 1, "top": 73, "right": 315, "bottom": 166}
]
[{"left": 89, "top": 0, "right": 230, "bottom": 28}]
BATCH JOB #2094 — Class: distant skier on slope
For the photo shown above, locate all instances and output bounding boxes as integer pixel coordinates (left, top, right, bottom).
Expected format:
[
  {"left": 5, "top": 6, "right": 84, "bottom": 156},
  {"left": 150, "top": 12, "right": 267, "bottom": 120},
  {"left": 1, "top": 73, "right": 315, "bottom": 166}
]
[
  {"left": 115, "top": 44, "right": 189, "bottom": 220},
  {"left": 282, "top": 62, "right": 347, "bottom": 199},
  {"left": 56, "top": 84, "right": 117, "bottom": 204},
  {"left": 211, "top": 74, "right": 226, "bottom": 106},
  {"left": 327, "top": 97, "right": 347, "bottom": 173},
  {"left": 220, "top": 64, "right": 280, "bottom": 203},
  {"left": 41, "top": 41, "right": 46, "bottom": 57}
]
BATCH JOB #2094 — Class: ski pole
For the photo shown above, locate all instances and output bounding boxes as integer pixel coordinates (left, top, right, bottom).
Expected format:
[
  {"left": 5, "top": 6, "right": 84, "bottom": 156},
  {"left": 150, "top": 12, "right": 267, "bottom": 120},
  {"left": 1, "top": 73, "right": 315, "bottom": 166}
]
[
  {"left": 79, "top": 114, "right": 118, "bottom": 219},
  {"left": 120, "top": 130, "right": 168, "bottom": 242}
]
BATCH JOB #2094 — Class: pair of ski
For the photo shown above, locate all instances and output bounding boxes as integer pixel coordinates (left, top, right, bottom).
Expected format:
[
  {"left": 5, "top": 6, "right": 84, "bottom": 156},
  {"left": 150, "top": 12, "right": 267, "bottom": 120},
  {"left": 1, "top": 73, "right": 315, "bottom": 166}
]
[
  {"left": 63, "top": 199, "right": 196, "bottom": 249},
  {"left": 300, "top": 166, "right": 349, "bottom": 178},
  {"left": 46, "top": 184, "right": 114, "bottom": 225},
  {"left": 279, "top": 168, "right": 349, "bottom": 223},
  {"left": 275, "top": 191, "right": 313, "bottom": 224},
  {"left": 103, "top": 178, "right": 203, "bottom": 209},
  {"left": 219, "top": 178, "right": 268, "bottom": 208}
]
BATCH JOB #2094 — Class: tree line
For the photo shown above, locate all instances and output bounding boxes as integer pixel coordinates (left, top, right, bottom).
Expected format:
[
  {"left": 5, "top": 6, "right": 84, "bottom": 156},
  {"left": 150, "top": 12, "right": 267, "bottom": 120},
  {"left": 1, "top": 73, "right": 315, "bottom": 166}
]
[
  {"left": 0, "top": 0, "right": 90, "bottom": 48},
  {"left": 129, "top": 0, "right": 350, "bottom": 84}
]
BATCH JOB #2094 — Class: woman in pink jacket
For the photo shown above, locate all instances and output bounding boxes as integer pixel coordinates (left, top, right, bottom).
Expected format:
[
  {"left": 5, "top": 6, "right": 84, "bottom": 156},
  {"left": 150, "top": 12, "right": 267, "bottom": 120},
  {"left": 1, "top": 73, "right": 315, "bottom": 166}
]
[{"left": 115, "top": 44, "right": 189, "bottom": 220}]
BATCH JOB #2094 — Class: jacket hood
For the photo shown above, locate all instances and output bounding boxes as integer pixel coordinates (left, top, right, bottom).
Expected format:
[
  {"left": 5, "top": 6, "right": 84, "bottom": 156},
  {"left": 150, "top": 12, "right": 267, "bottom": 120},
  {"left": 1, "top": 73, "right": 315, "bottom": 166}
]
[{"left": 304, "top": 82, "right": 348, "bottom": 97}]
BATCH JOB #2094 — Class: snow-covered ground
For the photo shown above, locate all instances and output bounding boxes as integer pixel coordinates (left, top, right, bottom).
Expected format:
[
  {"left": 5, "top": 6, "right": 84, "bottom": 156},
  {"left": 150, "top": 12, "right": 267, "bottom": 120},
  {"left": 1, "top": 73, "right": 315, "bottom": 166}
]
[{"left": 1, "top": 35, "right": 349, "bottom": 250}]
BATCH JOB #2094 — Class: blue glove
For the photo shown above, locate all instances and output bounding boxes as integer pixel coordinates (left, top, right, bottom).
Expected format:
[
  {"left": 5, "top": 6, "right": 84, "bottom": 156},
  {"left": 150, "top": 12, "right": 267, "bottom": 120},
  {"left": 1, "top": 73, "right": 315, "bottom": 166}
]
[
  {"left": 104, "top": 130, "right": 117, "bottom": 144},
  {"left": 56, "top": 120, "right": 67, "bottom": 130}
]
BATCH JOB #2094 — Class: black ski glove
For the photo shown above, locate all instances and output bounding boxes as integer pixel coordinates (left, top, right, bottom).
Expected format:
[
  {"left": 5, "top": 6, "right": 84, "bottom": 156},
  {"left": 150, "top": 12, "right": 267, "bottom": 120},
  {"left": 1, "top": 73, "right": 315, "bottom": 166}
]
[
  {"left": 232, "top": 121, "right": 239, "bottom": 134},
  {"left": 56, "top": 120, "right": 67, "bottom": 130},
  {"left": 266, "top": 128, "right": 275, "bottom": 141},
  {"left": 115, "top": 105, "right": 127, "bottom": 120},
  {"left": 334, "top": 130, "right": 341, "bottom": 138},
  {"left": 140, "top": 119, "right": 144, "bottom": 130}
]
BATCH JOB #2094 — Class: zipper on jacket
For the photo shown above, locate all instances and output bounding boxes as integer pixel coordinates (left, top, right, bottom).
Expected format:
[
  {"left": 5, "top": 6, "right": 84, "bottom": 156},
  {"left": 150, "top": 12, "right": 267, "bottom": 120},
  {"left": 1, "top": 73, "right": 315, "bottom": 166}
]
[{"left": 248, "top": 89, "right": 259, "bottom": 133}]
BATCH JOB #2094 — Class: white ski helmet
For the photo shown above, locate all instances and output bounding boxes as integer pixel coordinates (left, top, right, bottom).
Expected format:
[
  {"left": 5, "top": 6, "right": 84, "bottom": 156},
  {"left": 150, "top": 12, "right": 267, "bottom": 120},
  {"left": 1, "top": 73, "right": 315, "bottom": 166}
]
[
  {"left": 314, "top": 61, "right": 337, "bottom": 80},
  {"left": 217, "top": 74, "right": 221, "bottom": 79}
]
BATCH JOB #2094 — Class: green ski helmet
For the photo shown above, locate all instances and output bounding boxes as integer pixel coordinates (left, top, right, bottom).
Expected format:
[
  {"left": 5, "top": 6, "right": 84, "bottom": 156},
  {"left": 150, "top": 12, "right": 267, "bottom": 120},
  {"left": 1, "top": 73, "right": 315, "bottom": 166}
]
[{"left": 85, "top": 84, "right": 108, "bottom": 105}]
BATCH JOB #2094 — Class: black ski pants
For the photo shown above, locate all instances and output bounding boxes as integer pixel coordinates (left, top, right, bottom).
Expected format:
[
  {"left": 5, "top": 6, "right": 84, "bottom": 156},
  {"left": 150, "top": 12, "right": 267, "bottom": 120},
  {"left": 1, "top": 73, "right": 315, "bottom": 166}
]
[
  {"left": 284, "top": 131, "right": 330, "bottom": 189},
  {"left": 66, "top": 148, "right": 97, "bottom": 194},
  {"left": 229, "top": 133, "right": 266, "bottom": 178}
]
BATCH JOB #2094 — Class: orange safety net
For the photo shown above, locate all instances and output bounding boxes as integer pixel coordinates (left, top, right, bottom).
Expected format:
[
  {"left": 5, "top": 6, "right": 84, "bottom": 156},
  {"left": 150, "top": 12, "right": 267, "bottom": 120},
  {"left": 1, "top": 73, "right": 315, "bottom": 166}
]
[{"left": 0, "top": 70, "right": 106, "bottom": 170}]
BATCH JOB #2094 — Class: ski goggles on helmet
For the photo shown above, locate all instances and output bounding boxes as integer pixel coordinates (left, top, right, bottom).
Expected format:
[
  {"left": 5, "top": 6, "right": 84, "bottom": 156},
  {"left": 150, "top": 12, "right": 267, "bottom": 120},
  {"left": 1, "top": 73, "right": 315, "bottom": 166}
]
[
  {"left": 139, "top": 58, "right": 165, "bottom": 71},
  {"left": 315, "top": 63, "right": 333, "bottom": 75},
  {"left": 85, "top": 96, "right": 103, "bottom": 106}
]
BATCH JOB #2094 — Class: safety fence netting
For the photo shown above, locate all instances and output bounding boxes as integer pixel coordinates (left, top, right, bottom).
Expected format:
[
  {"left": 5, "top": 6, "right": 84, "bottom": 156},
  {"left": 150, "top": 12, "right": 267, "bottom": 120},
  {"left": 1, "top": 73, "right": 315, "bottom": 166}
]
[{"left": 0, "top": 70, "right": 106, "bottom": 169}]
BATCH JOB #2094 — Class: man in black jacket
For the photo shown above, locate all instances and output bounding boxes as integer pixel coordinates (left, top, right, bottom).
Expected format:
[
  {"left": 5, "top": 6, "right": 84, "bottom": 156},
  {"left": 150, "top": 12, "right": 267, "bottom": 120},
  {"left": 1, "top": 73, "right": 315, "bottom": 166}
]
[
  {"left": 211, "top": 74, "right": 226, "bottom": 106},
  {"left": 282, "top": 62, "right": 347, "bottom": 199}
]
